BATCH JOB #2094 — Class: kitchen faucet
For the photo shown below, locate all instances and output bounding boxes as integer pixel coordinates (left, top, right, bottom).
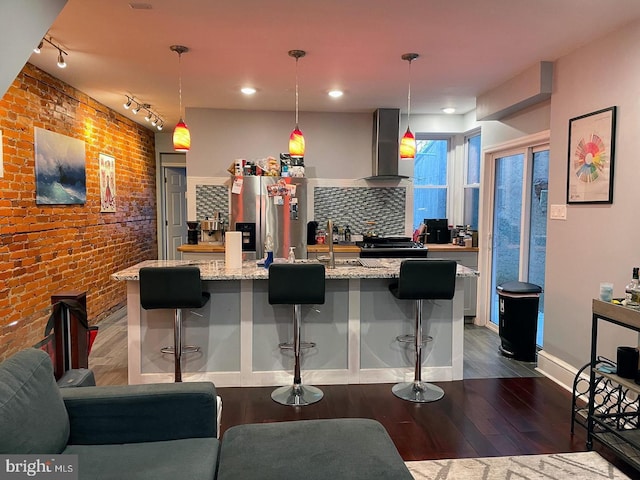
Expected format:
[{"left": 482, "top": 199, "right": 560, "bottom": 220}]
[{"left": 327, "top": 219, "right": 335, "bottom": 269}]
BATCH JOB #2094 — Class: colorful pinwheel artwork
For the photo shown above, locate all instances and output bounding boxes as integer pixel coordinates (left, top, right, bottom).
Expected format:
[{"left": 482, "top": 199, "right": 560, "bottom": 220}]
[{"left": 573, "top": 133, "right": 607, "bottom": 183}]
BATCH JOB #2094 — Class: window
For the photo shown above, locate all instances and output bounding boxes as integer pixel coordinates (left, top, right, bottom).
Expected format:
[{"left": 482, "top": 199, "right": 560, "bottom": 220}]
[
  {"left": 463, "top": 134, "right": 481, "bottom": 230},
  {"left": 412, "top": 139, "right": 449, "bottom": 230}
]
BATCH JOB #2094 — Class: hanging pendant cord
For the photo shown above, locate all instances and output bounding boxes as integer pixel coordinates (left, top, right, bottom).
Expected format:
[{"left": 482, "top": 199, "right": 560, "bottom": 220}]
[
  {"left": 178, "top": 52, "right": 183, "bottom": 119},
  {"left": 407, "top": 58, "right": 412, "bottom": 128},
  {"left": 295, "top": 56, "right": 299, "bottom": 127}
]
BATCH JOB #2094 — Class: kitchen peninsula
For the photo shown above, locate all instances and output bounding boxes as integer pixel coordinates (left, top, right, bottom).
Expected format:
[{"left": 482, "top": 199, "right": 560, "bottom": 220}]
[{"left": 112, "top": 259, "right": 477, "bottom": 387}]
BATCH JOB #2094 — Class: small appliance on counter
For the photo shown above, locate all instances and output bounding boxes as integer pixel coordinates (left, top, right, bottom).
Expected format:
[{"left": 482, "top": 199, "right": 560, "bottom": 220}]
[
  {"left": 424, "top": 218, "right": 450, "bottom": 244},
  {"left": 200, "top": 212, "right": 226, "bottom": 244},
  {"left": 186, "top": 221, "right": 200, "bottom": 245}
]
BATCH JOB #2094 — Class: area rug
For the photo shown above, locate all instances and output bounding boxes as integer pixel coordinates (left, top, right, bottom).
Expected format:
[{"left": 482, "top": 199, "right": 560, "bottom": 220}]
[{"left": 406, "top": 451, "right": 631, "bottom": 479}]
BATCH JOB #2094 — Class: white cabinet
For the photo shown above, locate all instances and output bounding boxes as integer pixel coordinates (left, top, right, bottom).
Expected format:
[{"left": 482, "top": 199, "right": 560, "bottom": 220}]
[{"left": 429, "top": 250, "right": 478, "bottom": 317}]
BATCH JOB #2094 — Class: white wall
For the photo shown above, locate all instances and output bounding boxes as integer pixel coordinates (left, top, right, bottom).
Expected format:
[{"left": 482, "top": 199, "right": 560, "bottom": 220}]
[
  {"left": 480, "top": 100, "right": 551, "bottom": 149},
  {"left": 185, "top": 108, "right": 373, "bottom": 179},
  {"left": 0, "top": 0, "right": 67, "bottom": 98},
  {"left": 543, "top": 19, "right": 640, "bottom": 369}
]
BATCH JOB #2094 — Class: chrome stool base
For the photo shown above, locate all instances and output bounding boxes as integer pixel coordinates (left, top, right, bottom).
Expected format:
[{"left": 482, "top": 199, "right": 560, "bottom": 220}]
[
  {"left": 396, "top": 334, "right": 432, "bottom": 344},
  {"left": 278, "top": 341, "right": 316, "bottom": 350},
  {"left": 271, "top": 384, "right": 324, "bottom": 406},
  {"left": 392, "top": 381, "right": 444, "bottom": 403}
]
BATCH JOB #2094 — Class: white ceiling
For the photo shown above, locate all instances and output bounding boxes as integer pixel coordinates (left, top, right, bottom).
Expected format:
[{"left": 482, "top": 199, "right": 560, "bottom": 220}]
[{"left": 27, "top": 0, "right": 640, "bottom": 130}]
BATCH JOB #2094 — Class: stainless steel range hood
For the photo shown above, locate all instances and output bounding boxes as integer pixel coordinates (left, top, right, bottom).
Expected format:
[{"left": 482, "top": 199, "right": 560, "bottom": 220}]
[{"left": 364, "top": 108, "right": 408, "bottom": 180}]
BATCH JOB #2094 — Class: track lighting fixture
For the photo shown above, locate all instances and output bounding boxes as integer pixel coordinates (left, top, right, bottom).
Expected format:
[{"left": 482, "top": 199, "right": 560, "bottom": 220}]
[
  {"left": 122, "top": 95, "right": 164, "bottom": 131},
  {"left": 57, "top": 50, "right": 66, "bottom": 68},
  {"left": 37, "top": 37, "right": 69, "bottom": 69}
]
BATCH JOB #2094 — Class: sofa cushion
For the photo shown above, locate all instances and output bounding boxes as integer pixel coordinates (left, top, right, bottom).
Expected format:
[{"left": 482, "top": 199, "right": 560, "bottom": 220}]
[
  {"left": 217, "top": 418, "right": 413, "bottom": 480},
  {"left": 64, "top": 437, "right": 219, "bottom": 480},
  {"left": 0, "top": 348, "right": 70, "bottom": 453}
]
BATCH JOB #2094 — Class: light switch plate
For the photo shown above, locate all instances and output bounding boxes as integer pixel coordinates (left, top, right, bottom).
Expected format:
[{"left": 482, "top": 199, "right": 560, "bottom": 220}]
[{"left": 549, "top": 204, "right": 567, "bottom": 220}]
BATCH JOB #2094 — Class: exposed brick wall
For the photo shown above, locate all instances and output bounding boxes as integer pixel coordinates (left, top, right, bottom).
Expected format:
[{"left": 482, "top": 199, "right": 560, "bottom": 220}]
[{"left": 0, "top": 63, "right": 157, "bottom": 361}]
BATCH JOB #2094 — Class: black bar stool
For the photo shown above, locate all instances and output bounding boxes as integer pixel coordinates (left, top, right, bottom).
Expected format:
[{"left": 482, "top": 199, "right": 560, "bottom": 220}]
[
  {"left": 139, "top": 266, "right": 210, "bottom": 382},
  {"left": 268, "top": 263, "right": 325, "bottom": 406},
  {"left": 389, "top": 259, "right": 457, "bottom": 403}
]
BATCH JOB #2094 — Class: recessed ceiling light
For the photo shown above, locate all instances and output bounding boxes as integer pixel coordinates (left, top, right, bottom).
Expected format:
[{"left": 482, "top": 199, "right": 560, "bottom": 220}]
[
  {"left": 442, "top": 107, "right": 456, "bottom": 114},
  {"left": 328, "top": 90, "right": 343, "bottom": 98},
  {"left": 241, "top": 87, "right": 257, "bottom": 95}
]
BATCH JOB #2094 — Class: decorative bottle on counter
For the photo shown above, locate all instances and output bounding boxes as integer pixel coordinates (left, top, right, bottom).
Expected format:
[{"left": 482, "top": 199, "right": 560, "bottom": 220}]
[
  {"left": 344, "top": 225, "right": 351, "bottom": 243},
  {"left": 625, "top": 267, "right": 640, "bottom": 309},
  {"left": 264, "top": 234, "right": 274, "bottom": 269}
]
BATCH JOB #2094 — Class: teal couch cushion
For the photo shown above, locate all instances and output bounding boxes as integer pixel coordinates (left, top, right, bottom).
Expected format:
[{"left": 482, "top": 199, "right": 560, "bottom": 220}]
[
  {"left": 217, "top": 418, "right": 413, "bottom": 480},
  {"left": 0, "top": 349, "right": 70, "bottom": 453},
  {"left": 64, "top": 437, "right": 220, "bottom": 480}
]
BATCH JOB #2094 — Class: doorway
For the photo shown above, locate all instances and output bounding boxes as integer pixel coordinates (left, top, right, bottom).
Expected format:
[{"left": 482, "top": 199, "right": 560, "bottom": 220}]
[
  {"left": 483, "top": 135, "right": 549, "bottom": 347},
  {"left": 159, "top": 153, "right": 187, "bottom": 260}
]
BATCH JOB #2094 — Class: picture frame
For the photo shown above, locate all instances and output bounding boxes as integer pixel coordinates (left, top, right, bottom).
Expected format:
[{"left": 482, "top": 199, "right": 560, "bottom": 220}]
[
  {"left": 34, "top": 127, "right": 86, "bottom": 205},
  {"left": 566, "top": 106, "right": 616, "bottom": 204},
  {"left": 99, "top": 153, "right": 116, "bottom": 212}
]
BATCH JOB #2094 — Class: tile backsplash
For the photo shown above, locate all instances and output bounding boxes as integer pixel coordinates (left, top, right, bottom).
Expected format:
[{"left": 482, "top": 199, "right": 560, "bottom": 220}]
[
  {"left": 313, "top": 186, "right": 406, "bottom": 237},
  {"left": 195, "top": 185, "right": 229, "bottom": 221}
]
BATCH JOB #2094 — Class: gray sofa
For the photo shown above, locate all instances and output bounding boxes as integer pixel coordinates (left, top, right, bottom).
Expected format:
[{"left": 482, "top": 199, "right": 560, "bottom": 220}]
[{"left": 0, "top": 348, "right": 412, "bottom": 479}]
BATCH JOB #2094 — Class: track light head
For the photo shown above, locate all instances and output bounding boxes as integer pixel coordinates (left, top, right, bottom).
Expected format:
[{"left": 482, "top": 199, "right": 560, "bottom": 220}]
[
  {"left": 34, "top": 40, "right": 43, "bottom": 54},
  {"left": 132, "top": 104, "right": 141, "bottom": 114},
  {"left": 151, "top": 116, "right": 158, "bottom": 126},
  {"left": 124, "top": 97, "right": 132, "bottom": 109},
  {"left": 57, "top": 49, "right": 67, "bottom": 68},
  {"left": 144, "top": 111, "right": 152, "bottom": 122},
  {"left": 157, "top": 121, "right": 164, "bottom": 131}
]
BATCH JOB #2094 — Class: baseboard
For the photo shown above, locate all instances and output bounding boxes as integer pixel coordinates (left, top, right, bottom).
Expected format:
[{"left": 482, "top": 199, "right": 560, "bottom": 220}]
[{"left": 535, "top": 349, "right": 579, "bottom": 393}]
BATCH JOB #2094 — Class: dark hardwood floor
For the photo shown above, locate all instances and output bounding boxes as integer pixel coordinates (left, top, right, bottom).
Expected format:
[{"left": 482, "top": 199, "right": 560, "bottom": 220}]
[{"left": 88, "top": 308, "right": 637, "bottom": 476}]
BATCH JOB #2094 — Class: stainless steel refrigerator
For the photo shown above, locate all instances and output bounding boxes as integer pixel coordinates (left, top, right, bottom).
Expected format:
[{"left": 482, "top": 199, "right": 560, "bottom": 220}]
[{"left": 229, "top": 176, "right": 307, "bottom": 260}]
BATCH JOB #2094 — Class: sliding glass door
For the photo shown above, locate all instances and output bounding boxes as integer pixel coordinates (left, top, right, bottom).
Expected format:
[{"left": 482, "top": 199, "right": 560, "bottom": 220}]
[{"left": 488, "top": 145, "right": 549, "bottom": 346}]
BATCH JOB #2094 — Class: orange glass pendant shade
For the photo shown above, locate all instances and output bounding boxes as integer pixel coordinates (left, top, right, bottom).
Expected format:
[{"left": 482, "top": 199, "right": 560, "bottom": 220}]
[
  {"left": 173, "top": 119, "right": 191, "bottom": 152},
  {"left": 289, "top": 127, "right": 305, "bottom": 158},
  {"left": 399, "top": 127, "right": 416, "bottom": 159}
]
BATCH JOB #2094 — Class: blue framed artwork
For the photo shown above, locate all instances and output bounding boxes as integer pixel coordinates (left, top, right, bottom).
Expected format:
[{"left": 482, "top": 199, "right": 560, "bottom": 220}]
[{"left": 34, "top": 127, "right": 86, "bottom": 205}]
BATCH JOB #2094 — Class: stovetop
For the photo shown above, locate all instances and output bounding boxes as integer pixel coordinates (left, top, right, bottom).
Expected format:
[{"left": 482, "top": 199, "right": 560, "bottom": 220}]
[
  {"left": 356, "top": 237, "right": 425, "bottom": 249},
  {"left": 359, "top": 242, "right": 425, "bottom": 249}
]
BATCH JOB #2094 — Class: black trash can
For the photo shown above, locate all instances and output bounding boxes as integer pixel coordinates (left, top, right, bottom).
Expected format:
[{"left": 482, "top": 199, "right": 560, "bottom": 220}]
[{"left": 497, "top": 281, "right": 542, "bottom": 362}]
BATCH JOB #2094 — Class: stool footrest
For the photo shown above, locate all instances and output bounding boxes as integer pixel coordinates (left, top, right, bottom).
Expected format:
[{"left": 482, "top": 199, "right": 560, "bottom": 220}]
[
  {"left": 396, "top": 335, "right": 432, "bottom": 344},
  {"left": 278, "top": 341, "right": 316, "bottom": 350},
  {"left": 161, "top": 345, "right": 201, "bottom": 354}
]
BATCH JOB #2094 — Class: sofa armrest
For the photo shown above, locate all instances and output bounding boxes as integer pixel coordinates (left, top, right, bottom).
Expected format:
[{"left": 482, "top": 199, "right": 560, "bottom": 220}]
[{"left": 61, "top": 381, "right": 218, "bottom": 445}]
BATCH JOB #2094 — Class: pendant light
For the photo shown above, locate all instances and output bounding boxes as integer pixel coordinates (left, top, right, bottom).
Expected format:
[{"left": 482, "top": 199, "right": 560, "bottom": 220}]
[
  {"left": 400, "top": 53, "right": 419, "bottom": 159},
  {"left": 170, "top": 45, "right": 191, "bottom": 152},
  {"left": 288, "top": 49, "right": 306, "bottom": 158}
]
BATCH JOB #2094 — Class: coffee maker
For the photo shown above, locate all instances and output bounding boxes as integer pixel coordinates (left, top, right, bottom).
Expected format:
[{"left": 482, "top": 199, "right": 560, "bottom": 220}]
[
  {"left": 200, "top": 212, "right": 226, "bottom": 244},
  {"left": 187, "top": 221, "right": 200, "bottom": 245}
]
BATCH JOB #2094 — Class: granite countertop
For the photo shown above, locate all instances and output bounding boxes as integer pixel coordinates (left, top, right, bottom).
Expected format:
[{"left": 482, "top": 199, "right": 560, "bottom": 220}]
[
  {"left": 112, "top": 258, "right": 478, "bottom": 282},
  {"left": 180, "top": 243, "right": 479, "bottom": 253}
]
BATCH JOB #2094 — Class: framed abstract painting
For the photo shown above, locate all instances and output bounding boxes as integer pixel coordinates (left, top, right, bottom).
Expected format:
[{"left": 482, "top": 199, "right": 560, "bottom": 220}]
[{"left": 566, "top": 106, "right": 616, "bottom": 204}]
